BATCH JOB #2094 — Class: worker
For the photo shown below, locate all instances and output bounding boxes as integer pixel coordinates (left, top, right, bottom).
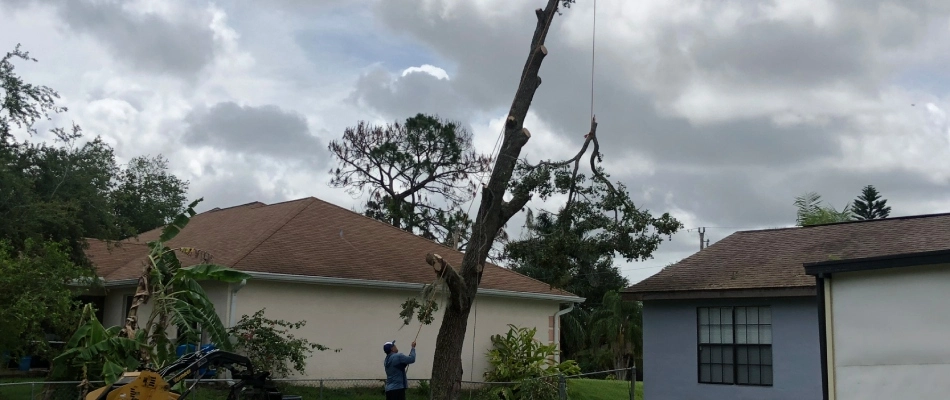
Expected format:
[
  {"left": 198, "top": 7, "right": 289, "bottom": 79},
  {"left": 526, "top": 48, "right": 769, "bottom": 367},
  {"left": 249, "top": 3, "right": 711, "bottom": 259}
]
[{"left": 383, "top": 339, "right": 416, "bottom": 400}]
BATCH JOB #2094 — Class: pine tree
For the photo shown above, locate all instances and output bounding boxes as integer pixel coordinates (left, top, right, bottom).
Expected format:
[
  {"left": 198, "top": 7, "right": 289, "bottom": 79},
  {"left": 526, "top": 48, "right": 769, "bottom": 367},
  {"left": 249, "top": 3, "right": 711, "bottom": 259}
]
[{"left": 852, "top": 185, "right": 892, "bottom": 220}]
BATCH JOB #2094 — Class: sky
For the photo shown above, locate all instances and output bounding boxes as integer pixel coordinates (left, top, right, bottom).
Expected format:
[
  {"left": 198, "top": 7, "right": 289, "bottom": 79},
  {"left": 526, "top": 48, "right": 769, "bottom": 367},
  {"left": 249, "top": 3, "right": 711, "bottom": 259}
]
[{"left": 2, "top": 0, "right": 950, "bottom": 285}]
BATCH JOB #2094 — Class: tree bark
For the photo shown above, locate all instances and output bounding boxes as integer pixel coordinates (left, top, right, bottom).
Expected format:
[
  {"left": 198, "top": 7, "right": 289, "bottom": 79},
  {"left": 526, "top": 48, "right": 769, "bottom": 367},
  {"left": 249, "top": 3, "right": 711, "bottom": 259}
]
[{"left": 428, "top": 1, "right": 563, "bottom": 398}]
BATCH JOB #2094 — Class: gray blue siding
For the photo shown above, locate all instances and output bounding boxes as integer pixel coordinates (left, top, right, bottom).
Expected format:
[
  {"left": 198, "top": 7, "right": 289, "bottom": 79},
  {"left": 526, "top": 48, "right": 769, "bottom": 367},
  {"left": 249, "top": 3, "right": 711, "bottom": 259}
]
[{"left": 642, "top": 297, "right": 821, "bottom": 400}]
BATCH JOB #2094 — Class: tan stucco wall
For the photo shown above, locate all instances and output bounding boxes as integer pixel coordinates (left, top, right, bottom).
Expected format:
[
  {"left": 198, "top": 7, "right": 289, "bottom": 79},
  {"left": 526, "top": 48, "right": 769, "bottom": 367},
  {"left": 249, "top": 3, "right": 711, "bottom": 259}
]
[
  {"left": 233, "top": 280, "right": 563, "bottom": 381},
  {"left": 829, "top": 263, "right": 950, "bottom": 400}
]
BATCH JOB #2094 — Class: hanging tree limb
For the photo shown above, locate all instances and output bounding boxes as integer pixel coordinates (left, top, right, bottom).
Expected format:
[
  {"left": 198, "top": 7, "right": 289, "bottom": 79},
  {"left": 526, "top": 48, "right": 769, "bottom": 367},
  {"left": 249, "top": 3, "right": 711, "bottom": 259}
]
[{"left": 425, "top": 253, "right": 469, "bottom": 311}]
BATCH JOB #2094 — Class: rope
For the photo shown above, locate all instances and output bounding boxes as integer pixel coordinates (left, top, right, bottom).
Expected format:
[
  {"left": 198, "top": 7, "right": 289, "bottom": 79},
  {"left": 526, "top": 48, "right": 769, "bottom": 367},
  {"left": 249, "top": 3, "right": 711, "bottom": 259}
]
[
  {"left": 469, "top": 272, "right": 482, "bottom": 382},
  {"left": 590, "top": 0, "right": 597, "bottom": 121}
]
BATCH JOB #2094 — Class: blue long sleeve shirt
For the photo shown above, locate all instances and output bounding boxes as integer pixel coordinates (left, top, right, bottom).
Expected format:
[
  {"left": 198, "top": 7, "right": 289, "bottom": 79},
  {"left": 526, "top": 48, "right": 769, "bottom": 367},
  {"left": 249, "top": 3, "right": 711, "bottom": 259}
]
[{"left": 383, "top": 348, "right": 416, "bottom": 391}]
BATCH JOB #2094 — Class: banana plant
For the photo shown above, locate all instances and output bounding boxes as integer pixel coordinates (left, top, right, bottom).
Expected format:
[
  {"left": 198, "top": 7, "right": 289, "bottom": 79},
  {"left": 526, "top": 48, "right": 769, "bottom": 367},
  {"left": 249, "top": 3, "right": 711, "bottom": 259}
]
[
  {"left": 54, "top": 198, "right": 251, "bottom": 385},
  {"left": 52, "top": 303, "right": 145, "bottom": 391},
  {"left": 123, "top": 198, "right": 251, "bottom": 369}
]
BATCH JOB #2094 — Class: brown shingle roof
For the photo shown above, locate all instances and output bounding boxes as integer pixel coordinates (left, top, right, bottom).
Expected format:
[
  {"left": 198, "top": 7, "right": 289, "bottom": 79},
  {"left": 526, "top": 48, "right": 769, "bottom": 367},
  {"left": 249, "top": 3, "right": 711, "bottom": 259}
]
[
  {"left": 86, "top": 197, "right": 578, "bottom": 300},
  {"left": 624, "top": 212, "right": 950, "bottom": 296}
]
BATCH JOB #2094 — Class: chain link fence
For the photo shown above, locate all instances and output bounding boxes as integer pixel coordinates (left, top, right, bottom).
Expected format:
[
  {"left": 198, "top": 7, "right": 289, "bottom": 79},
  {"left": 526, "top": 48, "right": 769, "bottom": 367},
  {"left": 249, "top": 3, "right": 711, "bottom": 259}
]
[{"left": 0, "top": 367, "right": 639, "bottom": 400}]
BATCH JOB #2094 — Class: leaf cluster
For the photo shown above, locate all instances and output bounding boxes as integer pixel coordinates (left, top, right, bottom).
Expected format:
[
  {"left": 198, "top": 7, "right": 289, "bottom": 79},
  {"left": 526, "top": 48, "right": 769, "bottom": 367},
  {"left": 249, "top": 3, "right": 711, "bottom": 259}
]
[
  {"left": 0, "top": 239, "right": 93, "bottom": 358},
  {"left": 1, "top": 44, "right": 66, "bottom": 142},
  {"left": 794, "top": 192, "right": 854, "bottom": 226},
  {"left": 400, "top": 282, "right": 443, "bottom": 326},
  {"left": 228, "top": 308, "right": 338, "bottom": 378},
  {"left": 329, "top": 114, "right": 491, "bottom": 247},
  {"left": 505, "top": 160, "right": 681, "bottom": 293},
  {"left": 482, "top": 324, "right": 579, "bottom": 399}
]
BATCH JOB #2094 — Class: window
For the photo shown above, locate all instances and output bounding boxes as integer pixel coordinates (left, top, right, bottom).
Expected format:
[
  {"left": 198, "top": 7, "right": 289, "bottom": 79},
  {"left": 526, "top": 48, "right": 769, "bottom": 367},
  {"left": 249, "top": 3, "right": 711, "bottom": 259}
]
[{"left": 698, "top": 306, "right": 772, "bottom": 386}]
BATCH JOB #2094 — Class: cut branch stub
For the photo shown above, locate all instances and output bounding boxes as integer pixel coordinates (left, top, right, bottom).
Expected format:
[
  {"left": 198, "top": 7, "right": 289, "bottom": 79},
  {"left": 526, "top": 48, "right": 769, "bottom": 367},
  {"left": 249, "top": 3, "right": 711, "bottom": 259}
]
[
  {"left": 426, "top": 253, "right": 447, "bottom": 273},
  {"left": 424, "top": 253, "right": 468, "bottom": 311}
]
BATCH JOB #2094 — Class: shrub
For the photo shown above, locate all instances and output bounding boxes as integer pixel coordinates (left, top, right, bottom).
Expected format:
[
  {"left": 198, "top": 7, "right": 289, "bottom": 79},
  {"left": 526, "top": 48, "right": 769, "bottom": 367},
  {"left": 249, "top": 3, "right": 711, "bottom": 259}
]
[
  {"left": 228, "top": 308, "right": 338, "bottom": 378},
  {"left": 483, "top": 324, "right": 580, "bottom": 400}
]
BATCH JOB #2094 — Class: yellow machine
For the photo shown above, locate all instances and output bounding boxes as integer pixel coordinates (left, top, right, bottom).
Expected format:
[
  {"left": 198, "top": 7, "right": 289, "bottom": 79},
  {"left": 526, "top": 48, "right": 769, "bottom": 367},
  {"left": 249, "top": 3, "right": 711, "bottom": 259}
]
[
  {"left": 85, "top": 371, "right": 180, "bottom": 400},
  {"left": 85, "top": 349, "right": 288, "bottom": 400}
]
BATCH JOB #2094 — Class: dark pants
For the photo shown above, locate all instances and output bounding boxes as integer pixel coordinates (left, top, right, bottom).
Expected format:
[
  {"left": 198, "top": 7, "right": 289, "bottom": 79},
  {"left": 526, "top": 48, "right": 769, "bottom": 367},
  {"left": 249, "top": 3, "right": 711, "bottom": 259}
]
[{"left": 385, "top": 388, "right": 406, "bottom": 400}]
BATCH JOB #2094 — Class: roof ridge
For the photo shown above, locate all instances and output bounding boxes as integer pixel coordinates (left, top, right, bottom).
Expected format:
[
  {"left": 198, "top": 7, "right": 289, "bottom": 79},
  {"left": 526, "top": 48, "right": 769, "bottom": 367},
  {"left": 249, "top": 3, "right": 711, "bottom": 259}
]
[
  {"left": 732, "top": 212, "right": 950, "bottom": 234},
  {"left": 203, "top": 201, "right": 268, "bottom": 214},
  {"left": 799, "top": 211, "right": 950, "bottom": 228},
  {"left": 735, "top": 226, "right": 799, "bottom": 233},
  {"left": 228, "top": 198, "right": 317, "bottom": 267}
]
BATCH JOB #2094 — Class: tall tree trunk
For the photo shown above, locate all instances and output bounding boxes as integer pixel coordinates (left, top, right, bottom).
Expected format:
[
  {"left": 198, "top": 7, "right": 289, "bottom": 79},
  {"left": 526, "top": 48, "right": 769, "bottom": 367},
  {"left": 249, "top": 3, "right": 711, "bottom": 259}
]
[
  {"left": 430, "top": 303, "right": 472, "bottom": 397},
  {"left": 426, "top": 1, "right": 564, "bottom": 398}
]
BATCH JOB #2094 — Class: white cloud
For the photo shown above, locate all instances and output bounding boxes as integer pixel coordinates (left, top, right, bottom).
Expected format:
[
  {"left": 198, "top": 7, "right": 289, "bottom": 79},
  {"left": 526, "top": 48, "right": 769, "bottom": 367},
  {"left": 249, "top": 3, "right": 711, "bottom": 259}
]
[{"left": 401, "top": 64, "right": 449, "bottom": 80}]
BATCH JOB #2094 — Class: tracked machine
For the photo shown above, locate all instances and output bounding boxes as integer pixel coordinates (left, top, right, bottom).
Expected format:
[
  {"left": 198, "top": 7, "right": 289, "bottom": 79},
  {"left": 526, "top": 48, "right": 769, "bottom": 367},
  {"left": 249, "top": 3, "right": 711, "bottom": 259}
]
[{"left": 85, "top": 348, "right": 296, "bottom": 400}]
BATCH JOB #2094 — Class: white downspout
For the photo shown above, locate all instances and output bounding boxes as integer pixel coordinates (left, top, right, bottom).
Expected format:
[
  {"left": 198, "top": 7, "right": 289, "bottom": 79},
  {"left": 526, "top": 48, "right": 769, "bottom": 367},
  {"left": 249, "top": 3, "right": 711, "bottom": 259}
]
[
  {"left": 554, "top": 303, "right": 577, "bottom": 363},
  {"left": 228, "top": 279, "right": 248, "bottom": 329}
]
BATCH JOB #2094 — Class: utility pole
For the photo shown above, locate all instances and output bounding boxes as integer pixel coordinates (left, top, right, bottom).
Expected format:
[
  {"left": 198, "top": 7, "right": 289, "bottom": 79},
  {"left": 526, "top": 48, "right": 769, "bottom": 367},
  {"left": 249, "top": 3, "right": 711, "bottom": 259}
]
[{"left": 699, "top": 227, "right": 706, "bottom": 251}]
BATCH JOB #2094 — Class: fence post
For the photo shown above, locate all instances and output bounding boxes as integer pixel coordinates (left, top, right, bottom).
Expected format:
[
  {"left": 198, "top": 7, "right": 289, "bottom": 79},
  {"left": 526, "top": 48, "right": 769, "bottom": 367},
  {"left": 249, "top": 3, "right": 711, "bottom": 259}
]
[
  {"left": 319, "top": 379, "right": 324, "bottom": 400},
  {"left": 30, "top": 382, "right": 35, "bottom": 400},
  {"left": 558, "top": 374, "right": 567, "bottom": 400},
  {"left": 629, "top": 365, "right": 636, "bottom": 400}
]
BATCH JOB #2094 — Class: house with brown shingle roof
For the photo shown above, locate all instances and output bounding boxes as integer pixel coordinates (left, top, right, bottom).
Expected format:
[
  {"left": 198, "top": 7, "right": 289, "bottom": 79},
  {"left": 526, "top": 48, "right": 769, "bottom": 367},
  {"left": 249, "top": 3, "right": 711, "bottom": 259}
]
[
  {"left": 84, "top": 197, "right": 583, "bottom": 381},
  {"left": 622, "top": 212, "right": 950, "bottom": 400}
]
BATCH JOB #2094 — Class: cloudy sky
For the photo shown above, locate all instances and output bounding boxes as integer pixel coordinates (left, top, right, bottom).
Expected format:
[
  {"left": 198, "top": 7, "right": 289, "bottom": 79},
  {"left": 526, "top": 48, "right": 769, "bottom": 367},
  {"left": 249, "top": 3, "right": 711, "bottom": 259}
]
[{"left": 3, "top": 0, "right": 950, "bottom": 284}]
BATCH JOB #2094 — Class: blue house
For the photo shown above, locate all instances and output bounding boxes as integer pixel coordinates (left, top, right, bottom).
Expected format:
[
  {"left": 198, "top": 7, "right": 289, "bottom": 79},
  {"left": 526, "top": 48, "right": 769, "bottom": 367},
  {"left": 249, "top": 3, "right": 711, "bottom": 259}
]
[{"left": 622, "top": 213, "right": 950, "bottom": 400}]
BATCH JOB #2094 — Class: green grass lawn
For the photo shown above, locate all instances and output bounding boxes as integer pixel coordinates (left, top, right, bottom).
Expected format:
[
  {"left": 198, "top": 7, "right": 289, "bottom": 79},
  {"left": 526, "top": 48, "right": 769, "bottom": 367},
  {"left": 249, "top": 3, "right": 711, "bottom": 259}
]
[
  {"left": 0, "top": 378, "right": 45, "bottom": 400},
  {"left": 567, "top": 378, "right": 643, "bottom": 400},
  {"left": 0, "top": 378, "right": 643, "bottom": 400}
]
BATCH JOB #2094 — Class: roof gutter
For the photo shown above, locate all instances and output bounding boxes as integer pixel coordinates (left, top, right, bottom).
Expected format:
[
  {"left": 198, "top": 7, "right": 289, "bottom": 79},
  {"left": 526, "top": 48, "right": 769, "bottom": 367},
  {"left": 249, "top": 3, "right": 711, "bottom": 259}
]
[
  {"left": 228, "top": 279, "right": 248, "bottom": 328},
  {"left": 243, "top": 271, "right": 585, "bottom": 303},
  {"left": 553, "top": 302, "right": 578, "bottom": 362},
  {"left": 102, "top": 279, "right": 138, "bottom": 288}
]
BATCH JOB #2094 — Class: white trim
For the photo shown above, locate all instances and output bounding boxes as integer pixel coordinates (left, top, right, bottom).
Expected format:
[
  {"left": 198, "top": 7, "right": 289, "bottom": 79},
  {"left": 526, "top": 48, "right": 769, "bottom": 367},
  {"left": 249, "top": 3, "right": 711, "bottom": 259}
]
[
  {"left": 99, "top": 271, "right": 586, "bottom": 303},
  {"left": 243, "top": 271, "right": 586, "bottom": 302}
]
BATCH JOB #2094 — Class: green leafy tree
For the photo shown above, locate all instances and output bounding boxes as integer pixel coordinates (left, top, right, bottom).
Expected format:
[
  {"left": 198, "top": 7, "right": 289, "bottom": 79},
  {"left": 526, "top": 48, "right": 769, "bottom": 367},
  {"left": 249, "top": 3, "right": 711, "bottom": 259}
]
[
  {"left": 112, "top": 155, "right": 189, "bottom": 235},
  {"left": 2, "top": 136, "right": 122, "bottom": 263},
  {"left": 228, "top": 309, "right": 338, "bottom": 378},
  {"left": 0, "top": 44, "right": 65, "bottom": 142},
  {"left": 328, "top": 113, "right": 492, "bottom": 248},
  {"left": 0, "top": 44, "right": 189, "bottom": 266},
  {"left": 851, "top": 185, "right": 891, "bottom": 220},
  {"left": 0, "top": 239, "right": 93, "bottom": 358},
  {"left": 483, "top": 324, "right": 580, "bottom": 400},
  {"left": 794, "top": 192, "right": 853, "bottom": 226},
  {"left": 506, "top": 207, "right": 631, "bottom": 309}
]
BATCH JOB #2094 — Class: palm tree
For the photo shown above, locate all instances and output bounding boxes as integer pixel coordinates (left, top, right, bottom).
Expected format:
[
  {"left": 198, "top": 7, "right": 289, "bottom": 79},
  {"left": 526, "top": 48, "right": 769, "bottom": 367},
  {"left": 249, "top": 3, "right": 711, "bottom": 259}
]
[
  {"left": 795, "top": 192, "right": 853, "bottom": 226},
  {"left": 588, "top": 291, "right": 641, "bottom": 380}
]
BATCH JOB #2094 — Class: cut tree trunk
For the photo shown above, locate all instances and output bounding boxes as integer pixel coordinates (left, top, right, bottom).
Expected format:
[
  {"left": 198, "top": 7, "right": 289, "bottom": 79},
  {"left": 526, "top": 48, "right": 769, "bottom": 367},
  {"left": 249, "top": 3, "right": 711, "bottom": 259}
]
[{"left": 427, "top": 1, "right": 564, "bottom": 399}]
